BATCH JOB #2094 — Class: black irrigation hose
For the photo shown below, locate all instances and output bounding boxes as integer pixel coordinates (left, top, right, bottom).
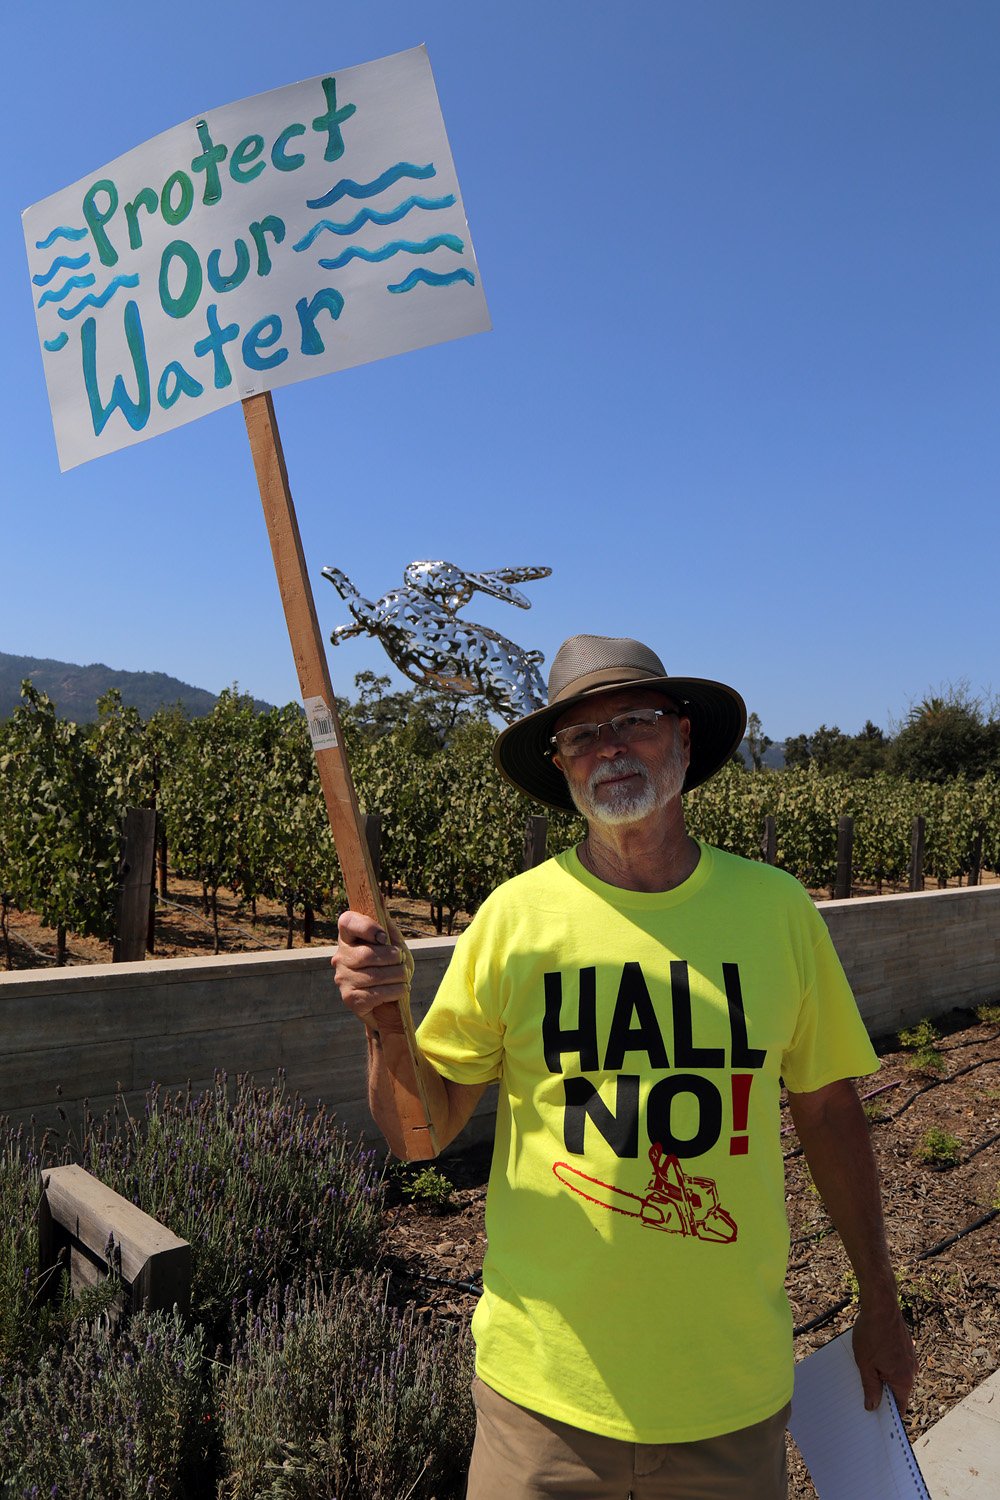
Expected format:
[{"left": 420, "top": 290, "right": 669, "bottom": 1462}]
[
  {"left": 915, "top": 1208, "right": 1000, "bottom": 1262},
  {"left": 791, "top": 1206, "right": 1000, "bottom": 1337},
  {"left": 783, "top": 1050, "right": 1000, "bottom": 1156},
  {"left": 794, "top": 1297, "right": 852, "bottom": 1337},
  {"left": 395, "top": 1267, "right": 483, "bottom": 1297},
  {"left": 888, "top": 1050, "right": 1000, "bottom": 1120}
]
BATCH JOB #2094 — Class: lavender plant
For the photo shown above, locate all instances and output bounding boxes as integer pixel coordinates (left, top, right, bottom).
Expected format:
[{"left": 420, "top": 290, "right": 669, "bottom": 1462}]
[
  {"left": 71, "top": 1074, "right": 385, "bottom": 1344},
  {"left": 218, "top": 1270, "right": 475, "bottom": 1500},
  {"left": 0, "top": 1306, "right": 211, "bottom": 1499}
]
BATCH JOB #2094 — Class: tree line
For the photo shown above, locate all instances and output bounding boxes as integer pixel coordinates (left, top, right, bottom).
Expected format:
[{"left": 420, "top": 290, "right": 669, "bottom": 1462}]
[
  {"left": 745, "top": 684, "right": 1000, "bottom": 783},
  {"left": 1, "top": 673, "right": 997, "bottom": 967}
]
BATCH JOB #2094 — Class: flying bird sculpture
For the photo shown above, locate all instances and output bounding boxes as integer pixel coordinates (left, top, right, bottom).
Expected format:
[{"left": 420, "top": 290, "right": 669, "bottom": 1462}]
[{"left": 322, "top": 560, "right": 551, "bottom": 723}]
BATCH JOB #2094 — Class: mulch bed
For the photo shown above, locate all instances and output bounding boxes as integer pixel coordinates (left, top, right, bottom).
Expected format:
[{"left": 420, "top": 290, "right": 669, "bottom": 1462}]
[{"left": 382, "top": 1012, "right": 1000, "bottom": 1499}]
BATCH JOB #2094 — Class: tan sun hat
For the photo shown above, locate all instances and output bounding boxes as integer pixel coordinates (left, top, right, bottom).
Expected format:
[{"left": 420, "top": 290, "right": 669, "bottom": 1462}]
[{"left": 494, "top": 634, "right": 747, "bottom": 813}]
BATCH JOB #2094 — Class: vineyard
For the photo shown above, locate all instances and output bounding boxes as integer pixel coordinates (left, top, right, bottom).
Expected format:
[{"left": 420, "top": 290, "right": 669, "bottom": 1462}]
[{"left": 1, "top": 682, "right": 999, "bottom": 967}]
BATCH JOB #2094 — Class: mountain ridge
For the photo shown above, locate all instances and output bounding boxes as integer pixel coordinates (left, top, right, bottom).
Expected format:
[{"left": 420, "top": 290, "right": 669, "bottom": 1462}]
[{"left": 0, "top": 652, "right": 272, "bottom": 723}]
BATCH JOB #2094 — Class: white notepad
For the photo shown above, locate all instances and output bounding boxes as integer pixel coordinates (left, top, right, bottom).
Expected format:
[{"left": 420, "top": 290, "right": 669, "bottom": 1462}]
[{"left": 789, "top": 1328, "right": 930, "bottom": 1499}]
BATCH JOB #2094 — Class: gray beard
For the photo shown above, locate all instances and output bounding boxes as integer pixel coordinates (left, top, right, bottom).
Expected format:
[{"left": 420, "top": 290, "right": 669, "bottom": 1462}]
[{"left": 568, "top": 738, "right": 688, "bottom": 827}]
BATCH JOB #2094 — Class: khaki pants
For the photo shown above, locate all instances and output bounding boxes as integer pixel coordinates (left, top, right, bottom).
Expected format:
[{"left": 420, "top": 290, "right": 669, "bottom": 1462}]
[{"left": 467, "top": 1378, "right": 789, "bottom": 1500}]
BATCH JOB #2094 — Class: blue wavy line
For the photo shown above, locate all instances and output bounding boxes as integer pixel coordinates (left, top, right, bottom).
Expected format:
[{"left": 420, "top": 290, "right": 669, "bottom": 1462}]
[
  {"left": 35, "top": 226, "right": 89, "bottom": 249},
  {"left": 58, "top": 274, "right": 141, "bottom": 320},
  {"left": 307, "top": 162, "right": 436, "bottom": 210},
  {"left": 318, "top": 234, "right": 464, "bottom": 270},
  {"left": 38, "top": 274, "right": 96, "bottom": 307},
  {"left": 33, "top": 253, "right": 92, "bottom": 286},
  {"left": 388, "top": 268, "right": 476, "bottom": 294},
  {"left": 293, "top": 195, "right": 456, "bottom": 251},
  {"left": 44, "top": 334, "right": 69, "bottom": 352}
]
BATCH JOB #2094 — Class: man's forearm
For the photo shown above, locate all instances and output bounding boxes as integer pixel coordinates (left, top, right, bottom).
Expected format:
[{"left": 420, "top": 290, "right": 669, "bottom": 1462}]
[
  {"left": 366, "top": 1026, "right": 445, "bottom": 1158},
  {"left": 789, "top": 1081, "right": 896, "bottom": 1302},
  {"left": 366, "top": 1026, "right": 486, "bottom": 1160},
  {"left": 788, "top": 1077, "right": 917, "bottom": 1412}
]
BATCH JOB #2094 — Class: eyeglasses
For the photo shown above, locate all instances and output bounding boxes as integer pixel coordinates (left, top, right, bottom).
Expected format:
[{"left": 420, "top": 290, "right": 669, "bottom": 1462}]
[{"left": 549, "top": 708, "right": 678, "bottom": 759}]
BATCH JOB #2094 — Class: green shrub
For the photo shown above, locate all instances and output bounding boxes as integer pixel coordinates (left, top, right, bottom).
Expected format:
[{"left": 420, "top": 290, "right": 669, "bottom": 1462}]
[
  {"left": 898, "top": 1018, "right": 945, "bottom": 1074},
  {"left": 402, "top": 1165, "right": 456, "bottom": 1210},
  {"left": 975, "top": 1003, "right": 1000, "bottom": 1026},
  {"left": 915, "top": 1126, "right": 962, "bottom": 1167},
  {"left": 217, "top": 1271, "right": 475, "bottom": 1500}
]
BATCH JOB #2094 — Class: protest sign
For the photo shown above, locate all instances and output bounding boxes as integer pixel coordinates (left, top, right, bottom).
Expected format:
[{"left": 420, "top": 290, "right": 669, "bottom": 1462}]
[
  {"left": 23, "top": 45, "right": 490, "bottom": 471},
  {"left": 20, "top": 46, "right": 486, "bottom": 1157}
]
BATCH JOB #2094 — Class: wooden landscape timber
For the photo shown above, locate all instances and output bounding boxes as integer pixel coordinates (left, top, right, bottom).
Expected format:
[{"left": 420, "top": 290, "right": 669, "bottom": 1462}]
[
  {"left": 242, "top": 390, "right": 439, "bottom": 1159},
  {"left": 39, "top": 1163, "right": 190, "bottom": 1315}
]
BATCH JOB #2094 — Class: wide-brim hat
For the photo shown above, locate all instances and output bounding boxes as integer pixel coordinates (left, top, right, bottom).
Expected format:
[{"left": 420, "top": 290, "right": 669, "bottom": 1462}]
[{"left": 494, "top": 635, "right": 747, "bottom": 813}]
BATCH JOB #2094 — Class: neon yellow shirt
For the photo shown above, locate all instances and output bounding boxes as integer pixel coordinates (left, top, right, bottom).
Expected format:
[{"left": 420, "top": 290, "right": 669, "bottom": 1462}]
[{"left": 416, "top": 842, "right": 878, "bottom": 1443}]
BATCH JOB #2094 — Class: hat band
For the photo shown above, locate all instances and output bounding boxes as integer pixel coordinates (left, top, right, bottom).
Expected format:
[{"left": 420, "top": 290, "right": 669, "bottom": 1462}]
[{"left": 549, "top": 665, "right": 671, "bottom": 707}]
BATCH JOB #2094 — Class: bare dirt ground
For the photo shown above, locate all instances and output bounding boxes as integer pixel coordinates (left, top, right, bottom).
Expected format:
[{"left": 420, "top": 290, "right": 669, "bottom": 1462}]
[
  {"left": 383, "top": 1013, "right": 1000, "bottom": 1499},
  {"left": 0, "top": 874, "right": 465, "bottom": 970},
  {"left": 3, "top": 866, "right": 997, "bottom": 971}
]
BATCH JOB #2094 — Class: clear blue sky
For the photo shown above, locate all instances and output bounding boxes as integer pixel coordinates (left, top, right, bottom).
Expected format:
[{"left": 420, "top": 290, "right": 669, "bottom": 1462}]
[{"left": 5, "top": 2, "right": 998, "bottom": 739}]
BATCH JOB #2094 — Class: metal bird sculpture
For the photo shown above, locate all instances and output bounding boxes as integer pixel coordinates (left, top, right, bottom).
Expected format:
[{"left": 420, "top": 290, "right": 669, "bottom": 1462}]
[{"left": 322, "top": 560, "right": 551, "bottom": 722}]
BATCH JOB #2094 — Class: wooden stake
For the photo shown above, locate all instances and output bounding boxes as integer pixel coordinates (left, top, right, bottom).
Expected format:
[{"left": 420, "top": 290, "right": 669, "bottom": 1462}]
[{"left": 242, "top": 391, "right": 438, "bottom": 1159}]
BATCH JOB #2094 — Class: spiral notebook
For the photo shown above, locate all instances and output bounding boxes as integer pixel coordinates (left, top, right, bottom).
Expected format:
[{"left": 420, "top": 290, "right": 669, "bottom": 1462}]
[{"left": 789, "top": 1329, "right": 931, "bottom": 1499}]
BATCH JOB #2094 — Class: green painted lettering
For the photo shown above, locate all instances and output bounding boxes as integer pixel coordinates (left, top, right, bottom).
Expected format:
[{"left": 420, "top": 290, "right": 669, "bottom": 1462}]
[
  {"left": 159, "top": 240, "right": 202, "bottom": 319},
  {"left": 124, "top": 187, "right": 158, "bottom": 250},
  {"left": 296, "top": 287, "right": 345, "bottom": 354},
  {"left": 193, "top": 303, "right": 239, "bottom": 388},
  {"left": 81, "top": 300, "right": 150, "bottom": 435},
  {"left": 160, "top": 171, "right": 194, "bottom": 227},
  {"left": 82, "top": 178, "right": 119, "bottom": 267},
  {"left": 311, "top": 76, "right": 355, "bottom": 162},
  {"left": 242, "top": 314, "right": 288, "bottom": 371},
  {"left": 249, "top": 216, "right": 285, "bottom": 276},
  {"left": 190, "top": 120, "right": 228, "bottom": 205},
  {"left": 230, "top": 133, "right": 266, "bottom": 183},
  {"left": 271, "top": 122, "right": 306, "bottom": 171},
  {"left": 157, "top": 361, "right": 204, "bottom": 409}
]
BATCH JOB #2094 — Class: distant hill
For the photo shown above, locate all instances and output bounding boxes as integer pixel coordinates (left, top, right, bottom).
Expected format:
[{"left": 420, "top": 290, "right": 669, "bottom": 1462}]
[
  {"left": 0, "top": 652, "right": 272, "bottom": 724},
  {"left": 736, "top": 739, "right": 786, "bottom": 771}
]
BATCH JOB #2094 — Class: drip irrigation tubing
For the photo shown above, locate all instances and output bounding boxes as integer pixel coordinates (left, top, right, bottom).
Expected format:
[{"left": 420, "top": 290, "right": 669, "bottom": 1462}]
[
  {"left": 791, "top": 1205, "right": 1000, "bottom": 1337},
  {"left": 783, "top": 1051, "right": 1000, "bottom": 1159},
  {"left": 887, "top": 1050, "right": 1000, "bottom": 1119},
  {"left": 395, "top": 1266, "right": 483, "bottom": 1297}
]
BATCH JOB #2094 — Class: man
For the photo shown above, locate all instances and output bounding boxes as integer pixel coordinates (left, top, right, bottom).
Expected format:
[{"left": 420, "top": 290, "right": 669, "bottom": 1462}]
[{"left": 334, "top": 635, "right": 915, "bottom": 1499}]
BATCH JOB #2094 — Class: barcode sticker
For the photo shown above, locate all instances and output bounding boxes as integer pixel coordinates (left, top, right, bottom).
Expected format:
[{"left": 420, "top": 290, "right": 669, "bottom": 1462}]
[{"left": 303, "top": 695, "right": 339, "bottom": 751}]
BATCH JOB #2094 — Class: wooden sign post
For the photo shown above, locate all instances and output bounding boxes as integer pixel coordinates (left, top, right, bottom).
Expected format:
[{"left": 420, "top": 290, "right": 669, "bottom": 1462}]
[{"left": 243, "top": 392, "right": 438, "bottom": 1159}]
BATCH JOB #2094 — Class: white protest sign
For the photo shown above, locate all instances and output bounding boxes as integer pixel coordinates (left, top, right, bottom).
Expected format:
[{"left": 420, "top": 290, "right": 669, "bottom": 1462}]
[{"left": 22, "top": 46, "right": 491, "bottom": 471}]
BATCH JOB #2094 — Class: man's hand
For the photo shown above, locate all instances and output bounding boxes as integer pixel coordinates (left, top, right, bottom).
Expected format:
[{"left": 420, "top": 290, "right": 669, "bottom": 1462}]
[
  {"left": 333, "top": 910, "right": 414, "bottom": 1032},
  {"left": 851, "top": 1297, "right": 917, "bottom": 1416},
  {"left": 333, "top": 909, "right": 486, "bottom": 1157}
]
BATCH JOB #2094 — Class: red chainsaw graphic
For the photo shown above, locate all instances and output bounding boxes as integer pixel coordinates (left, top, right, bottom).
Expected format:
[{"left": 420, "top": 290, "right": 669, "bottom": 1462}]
[{"left": 553, "top": 1143, "right": 738, "bottom": 1243}]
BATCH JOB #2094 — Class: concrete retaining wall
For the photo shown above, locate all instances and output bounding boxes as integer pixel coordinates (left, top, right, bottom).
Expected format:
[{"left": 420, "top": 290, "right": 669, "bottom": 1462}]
[
  {"left": 818, "top": 883, "right": 1000, "bottom": 1039},
  {"left": 1, "top": 883, "right": 997, "bottom": 1150}
]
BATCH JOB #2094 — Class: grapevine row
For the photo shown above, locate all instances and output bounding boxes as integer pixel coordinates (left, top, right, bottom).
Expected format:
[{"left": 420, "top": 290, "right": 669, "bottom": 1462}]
[{"left": 1, "top": 684, "right": 997, "bottom": 964}]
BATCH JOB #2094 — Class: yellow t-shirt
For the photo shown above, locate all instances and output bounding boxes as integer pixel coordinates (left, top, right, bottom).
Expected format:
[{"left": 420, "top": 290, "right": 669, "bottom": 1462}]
[{"left": 416, "top": 842, "right": 878, "bottom": 1443}]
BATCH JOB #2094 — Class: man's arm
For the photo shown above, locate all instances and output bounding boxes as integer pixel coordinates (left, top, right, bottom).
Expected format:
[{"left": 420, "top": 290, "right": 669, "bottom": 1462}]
[
  {"left": 333, "top": 911, "right": 487, "bottom": 1159},
  {"left": 786, "top": 1077, "right": 917, "bottom": 1415}
]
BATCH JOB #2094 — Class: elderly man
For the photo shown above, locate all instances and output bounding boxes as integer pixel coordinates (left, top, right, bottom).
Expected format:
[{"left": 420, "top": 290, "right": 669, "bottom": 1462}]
[{"left": 334, "top": 635, "right": 915, "bottom": 1500}]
